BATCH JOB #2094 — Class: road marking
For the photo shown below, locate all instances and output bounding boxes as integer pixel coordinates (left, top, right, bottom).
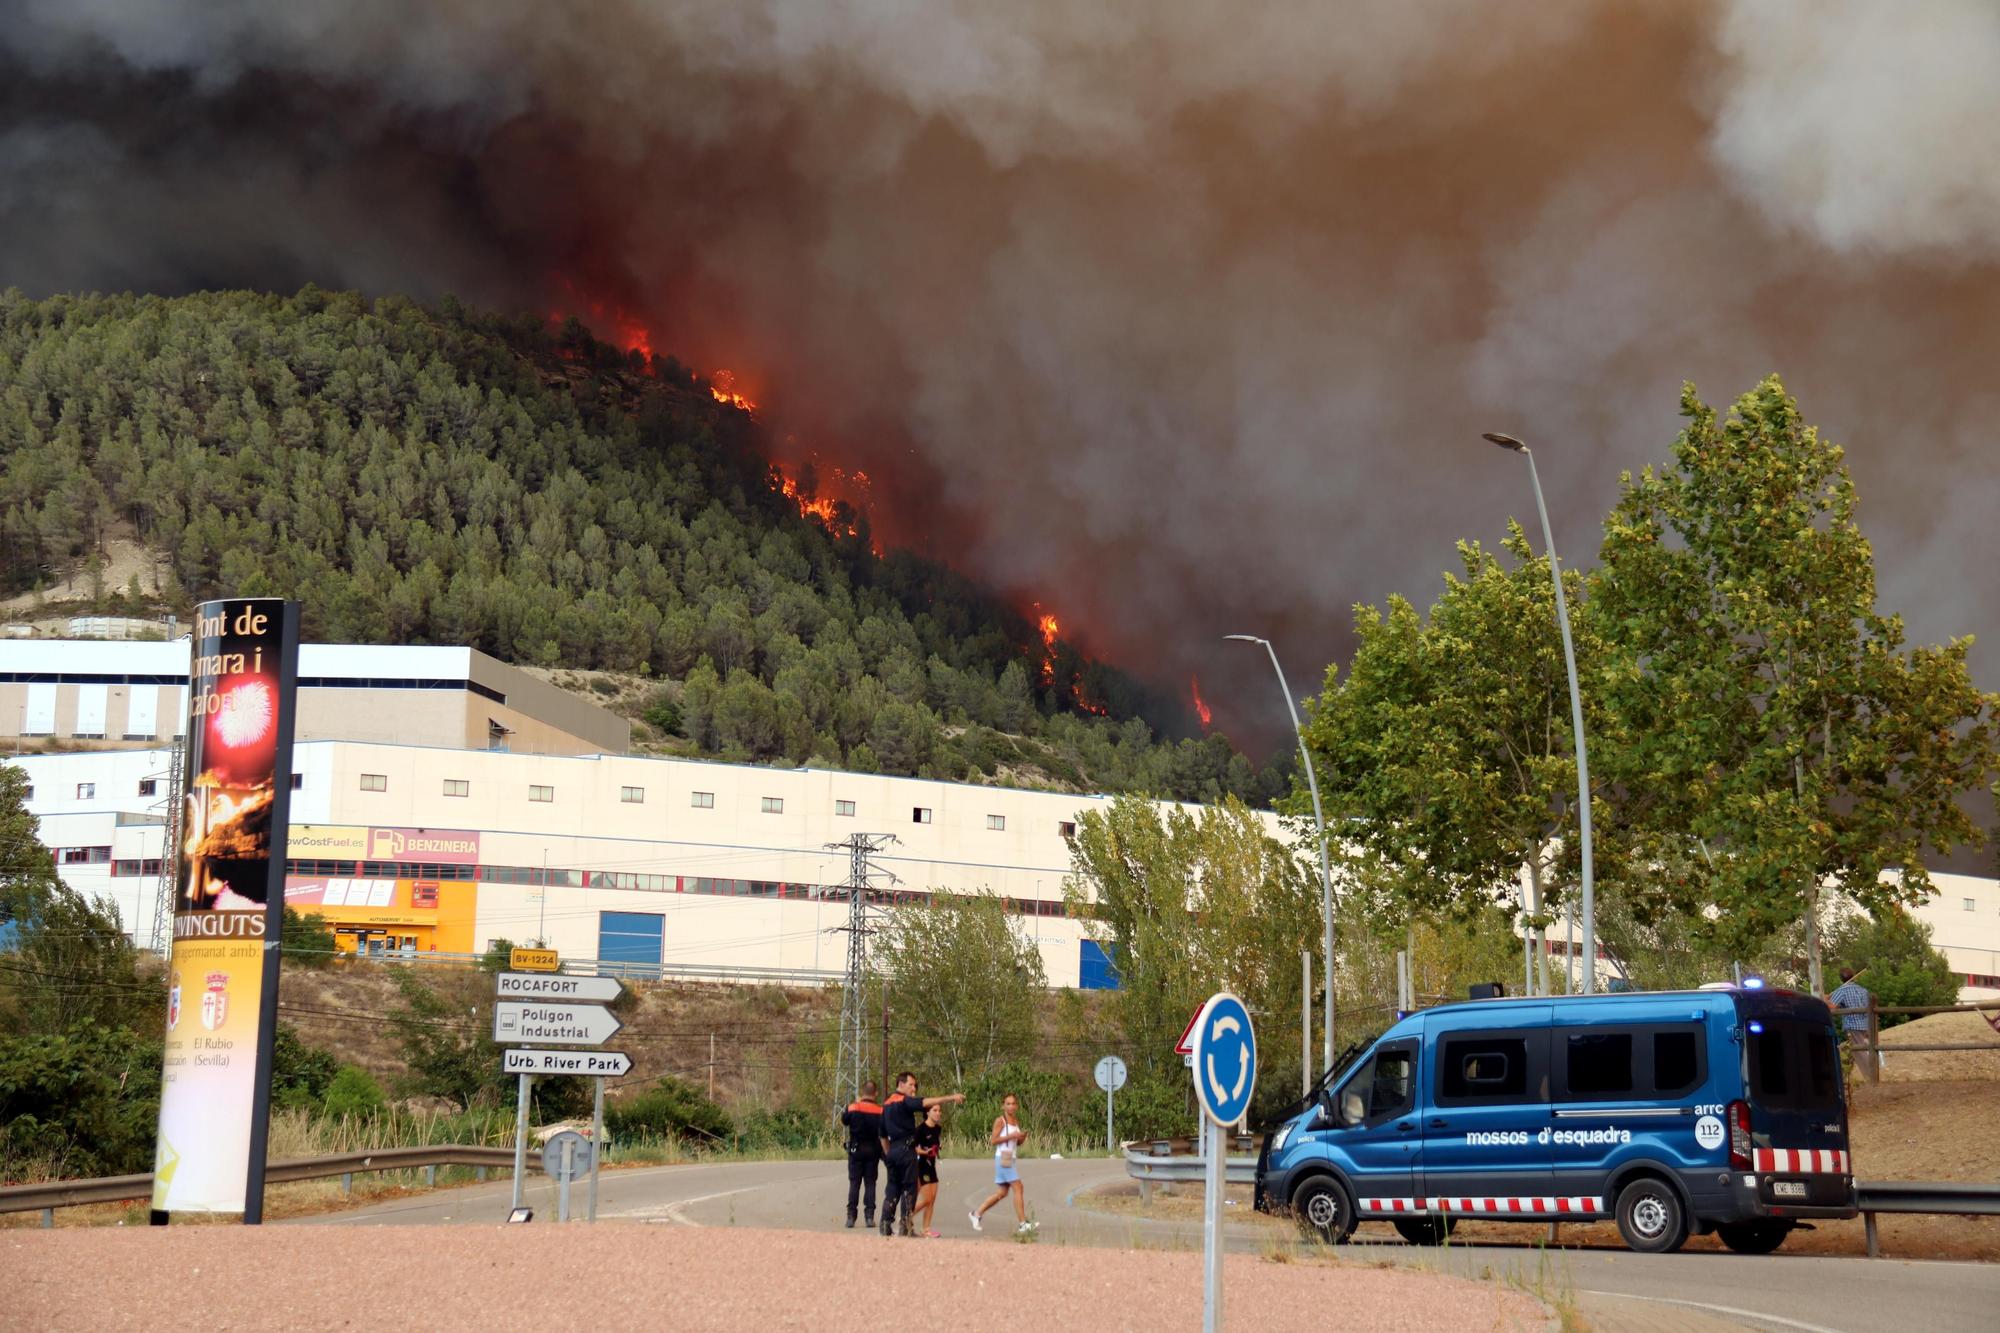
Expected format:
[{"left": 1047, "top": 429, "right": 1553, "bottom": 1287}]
[
  {"left": 1580, "top": 1290, "right": 1845, "bottom": 1333},
  {"left": 626, "top": 1185, "right": 764, "bottom": 1227}
]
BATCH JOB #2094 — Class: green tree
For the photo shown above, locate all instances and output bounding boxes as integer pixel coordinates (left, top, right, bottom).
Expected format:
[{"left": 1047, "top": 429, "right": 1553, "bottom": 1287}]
[
  {"left": 874, "top": 889, "right": 1047, "bottom": 1087},
  {"left": 1594, "top": 377, "right": 1997, "bottom": 989},
  {"left": 387, "top": 969, "right": 508, "bottom": 1110},
  {"left": 281, "top": 907, "right": 339, "bottom": 969},
  {"left": 271, "top": 1023, "right": 340, "bottom": 1110},
  {"left": 1828, "top": 909, "right": 1960, "bottom": 1028},
  {"left": 1064, "top": 795, "right": 1318, "bottom": 1090},
  {"left": 1303, "top": 527, "right": 1611, "bottom": 969}
]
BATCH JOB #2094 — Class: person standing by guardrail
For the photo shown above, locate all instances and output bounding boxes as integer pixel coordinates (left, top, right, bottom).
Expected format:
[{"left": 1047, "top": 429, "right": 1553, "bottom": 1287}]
[
  {"left": 1829, "top": 966, "right": 1874, "bottom": 1079},
  {"left": 969, "top": 1092, "right": 1035, "bottom": 1235},
  {"left": 840, "top": 1080, "right": 885, "bottom": 1229}
]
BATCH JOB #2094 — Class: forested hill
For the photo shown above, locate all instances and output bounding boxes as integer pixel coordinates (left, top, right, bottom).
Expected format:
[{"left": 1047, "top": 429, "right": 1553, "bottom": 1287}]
[{"left": 0, "top": 288, "right": 1281, "bottom": 803}]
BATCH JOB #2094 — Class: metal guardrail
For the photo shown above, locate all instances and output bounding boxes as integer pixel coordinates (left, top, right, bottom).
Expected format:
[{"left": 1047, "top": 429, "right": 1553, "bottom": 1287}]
[
  {"left": 327, "top": 951, "right": 842, "bottom": 985},
  {"left": 0, "top": 1144, "right": 539, "bottom": 1225},
  {"left": 1856, "top": 1181, "right": 2000, "bottom": 1259},
  {"left": 1122, "top": 1139, "right": 1258, "bottom": 1199}
]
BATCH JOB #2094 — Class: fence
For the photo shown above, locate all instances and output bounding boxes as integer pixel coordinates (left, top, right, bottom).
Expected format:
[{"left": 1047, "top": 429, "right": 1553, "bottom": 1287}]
[
  {"left": 1831, "top": 997, "right": 2000, "bottom": 1083},
  {"left": 0, "top": 1144, "right": 539, "bottom": 1227}
]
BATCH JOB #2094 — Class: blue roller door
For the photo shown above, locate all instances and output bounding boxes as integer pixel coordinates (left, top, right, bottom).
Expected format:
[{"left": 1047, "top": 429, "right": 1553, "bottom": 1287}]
[
  {"left": 1079, "top": 939, "right": 1122, "bottom": 990},
  {"left": 598, "top": 911, "right": 664, "bottom": 975}
]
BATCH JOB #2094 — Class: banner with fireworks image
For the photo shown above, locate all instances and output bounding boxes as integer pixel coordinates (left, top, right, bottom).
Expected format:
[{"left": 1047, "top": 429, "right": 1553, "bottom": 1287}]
[{"left": 152, "top": 598, "right": 299, "bottom": 1218}]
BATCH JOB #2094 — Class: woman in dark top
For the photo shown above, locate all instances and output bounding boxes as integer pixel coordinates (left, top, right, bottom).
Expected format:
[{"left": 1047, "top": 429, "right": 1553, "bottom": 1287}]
[{"left": 912, "top": 1103, "right": 944, "bottom": 1237}]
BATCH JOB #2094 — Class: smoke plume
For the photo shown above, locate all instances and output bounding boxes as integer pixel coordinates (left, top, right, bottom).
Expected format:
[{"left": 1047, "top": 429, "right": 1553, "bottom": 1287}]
[{"left": 5, "top": 1, "right": 1998, "bottom": 747}]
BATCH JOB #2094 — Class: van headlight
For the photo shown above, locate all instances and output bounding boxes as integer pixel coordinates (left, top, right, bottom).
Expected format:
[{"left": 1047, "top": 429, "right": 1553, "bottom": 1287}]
[{"left": 1271, "top": 1122, "right": 1295, "bottom": 1154}]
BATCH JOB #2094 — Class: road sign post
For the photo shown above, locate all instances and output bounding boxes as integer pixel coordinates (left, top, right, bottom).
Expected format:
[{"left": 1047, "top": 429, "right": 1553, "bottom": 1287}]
[
  {"left": 589, "top": 1075, "right": 604, "bottom": 1223},
  {"left": 491, "top": 969, "right": 624, "bottom": 1221},
  {"left": 1095, "top": 1055, "right": 1128, "bottom": 1153},
  {"left": 1190, "top": 992, "right": 1256, "bottom": 1333},
  {"left": 510, "top": 1072, "right": 531, "bottom": 1214}
]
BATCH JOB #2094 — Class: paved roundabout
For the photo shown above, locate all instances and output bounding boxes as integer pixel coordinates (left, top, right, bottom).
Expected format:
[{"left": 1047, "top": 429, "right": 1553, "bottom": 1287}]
[{"left": 306, "top": 1154, "right": 2000, "bottom": 1332}]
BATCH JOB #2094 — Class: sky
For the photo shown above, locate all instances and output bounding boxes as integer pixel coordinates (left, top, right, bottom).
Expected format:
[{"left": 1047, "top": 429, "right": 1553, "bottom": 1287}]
[{"left": 4, "top": 0, "right": 1997, "bottom": 751}]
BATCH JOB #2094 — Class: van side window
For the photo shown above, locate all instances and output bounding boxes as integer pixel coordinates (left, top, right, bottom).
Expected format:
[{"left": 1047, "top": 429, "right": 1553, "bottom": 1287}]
[
  {"left": 1441, "top": 1036, "right": 1527, "bottom": 1100},
  {"left": 1652, "top": 1030, "right": 1700, "bottom": 1094},
  {"left": 1565, "top": 1032, "right": 1633, "bottom": 1095},
  {"left": 1372, "top": 1047, "right": 1415, "bottom": 1119}
]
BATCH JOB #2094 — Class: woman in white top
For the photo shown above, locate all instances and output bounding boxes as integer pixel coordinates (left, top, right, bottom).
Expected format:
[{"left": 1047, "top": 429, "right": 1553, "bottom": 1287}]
[{"left": 969, "top": 1092, "right": 1035, "bottom": 1234}]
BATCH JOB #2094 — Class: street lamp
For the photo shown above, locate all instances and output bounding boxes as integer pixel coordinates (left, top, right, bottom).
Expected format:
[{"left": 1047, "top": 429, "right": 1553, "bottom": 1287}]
[
  {"left": 1225, "top": 634, "right": 1336, "bottom": 1073},
  {"left": 1482, "top": 431, "right": 1595, "bottom": 994}
]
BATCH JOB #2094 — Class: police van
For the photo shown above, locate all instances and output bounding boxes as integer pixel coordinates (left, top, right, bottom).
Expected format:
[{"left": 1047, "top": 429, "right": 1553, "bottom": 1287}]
[{"left": 1253, "top": 984, "right": 1855, "bottom": 1254}]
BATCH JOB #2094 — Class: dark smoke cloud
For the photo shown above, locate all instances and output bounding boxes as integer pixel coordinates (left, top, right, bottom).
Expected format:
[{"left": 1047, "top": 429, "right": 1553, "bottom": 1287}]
[{"left": 5, "top": 1, "right": 1998, "bottom": 751}]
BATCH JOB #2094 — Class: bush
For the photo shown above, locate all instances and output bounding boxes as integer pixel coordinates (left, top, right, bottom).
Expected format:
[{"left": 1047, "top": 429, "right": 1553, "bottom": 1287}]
[
  {"left": 322, "top": 1065, "right": 388, "bottom": 1119},
  {"left": 280, "top": 908, "right": 338, "bottom": 968},
  {"left": 0, "top": 1022, "right": 163, "bottom": 1179},
  {"left": 604, "top": 1078, "right": 733, "bottom": 1145},
  {"left": 644, "top": 690, "right": 682, "bottom": 737},
  {"left": 271, "top": 1024, "right": 340, "bottom": 1110}
]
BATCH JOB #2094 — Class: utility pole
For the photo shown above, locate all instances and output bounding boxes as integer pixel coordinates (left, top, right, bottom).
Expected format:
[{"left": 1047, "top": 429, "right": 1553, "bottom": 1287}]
[
  {"left": 829, "top": 833, "right": 898, "bottom": 1107},
  {"left": 150, "top": 731, "right": 186, "bottom": 956}
]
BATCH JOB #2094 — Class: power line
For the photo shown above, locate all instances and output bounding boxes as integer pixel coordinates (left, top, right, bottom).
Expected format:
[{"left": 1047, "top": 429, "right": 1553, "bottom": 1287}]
[{"left": 829, "top": 832, "right": 896, "bottom": 1106}]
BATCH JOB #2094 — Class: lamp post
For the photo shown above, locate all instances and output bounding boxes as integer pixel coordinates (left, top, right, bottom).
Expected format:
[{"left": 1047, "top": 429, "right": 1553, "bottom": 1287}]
[
  {"left": 1482, "top": 432, "right": 1595, "bottom": 993},
  {"left": 1225, "top": 634, "right": 1336, "bottom": 1072}
]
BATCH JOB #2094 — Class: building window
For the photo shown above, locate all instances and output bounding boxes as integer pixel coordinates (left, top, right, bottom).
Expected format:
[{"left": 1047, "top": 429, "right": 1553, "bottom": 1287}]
[
  {"left": 986, "top": 814, "right": 1006, "bottom": 831},
  {"left": 762, "top": 797, "right": 784, "bottom": 814},
  {"left": 621, "top": 786, "right": 645, "bottom": 804},
  {"left": 360, "top": 773, "right": 388, "bottom": 792},
  {"left": 60, "top": 846, "right": 112, "bottom": 865},
  {"left": 443, "top": 779, "right": 470, "bottom": 797},
  {"left": 137, "top": 778, "right": 158, "bottom": 797},
  {"left": 835, "top": 799, "right": 856, "bottom": 817},
  {"left": 691, "top": 791, "right": 715, "bottom": 809},
  {"left": 76, "top": 782, "right": 96, "bottom": 799},
  {"left": 20, "top": 785, "right": 31, "bottom": 801},
  {"left": 912, "top": 807, "right": 933, "bottom": 824},
  {"left": 1059, "top": 821, "right": 1077, "bottom": 838},
  {"left": 529, "top": 785, "right": 555, "bottom": 803},
  {"left": 1966, "top": 898, "right": 1977, "bottom": 912},
  {"left": 290, "top": 773, "right": 304, "bottom": 790}
]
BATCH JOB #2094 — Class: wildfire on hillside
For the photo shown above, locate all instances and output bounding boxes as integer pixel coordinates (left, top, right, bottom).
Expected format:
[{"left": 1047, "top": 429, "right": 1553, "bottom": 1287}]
[
  {"left": 550, "top": 277, "right": 653, "bottom": 359},
  {"left": 710, "top": 368, "right": 757, "bottom": 412},
  {"left": 1191, "top": 674, "right": 1212, "bottom": 730},
  {"left": 771, "top": 457, "right": 878, "bottom": 551},
  {"left": 1034, "top": 606, "right": 1059, "bottom": 686}
]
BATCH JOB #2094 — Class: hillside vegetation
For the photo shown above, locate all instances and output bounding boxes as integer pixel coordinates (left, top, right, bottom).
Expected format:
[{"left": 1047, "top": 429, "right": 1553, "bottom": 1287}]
[{"left": 0, "top": 287, "right": 1278, "bottom": 801}]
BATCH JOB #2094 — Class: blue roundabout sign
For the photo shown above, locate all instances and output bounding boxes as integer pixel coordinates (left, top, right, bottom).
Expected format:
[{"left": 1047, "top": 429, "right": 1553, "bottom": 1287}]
[{"left": 1190, "top": 991, "right": 1257, "bottom": 1127}]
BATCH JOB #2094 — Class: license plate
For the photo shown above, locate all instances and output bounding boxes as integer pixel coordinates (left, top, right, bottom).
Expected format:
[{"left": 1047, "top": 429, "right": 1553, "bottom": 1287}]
[{"left": 1773, "top": 1181, "right": 1808, "bottom": 1199}]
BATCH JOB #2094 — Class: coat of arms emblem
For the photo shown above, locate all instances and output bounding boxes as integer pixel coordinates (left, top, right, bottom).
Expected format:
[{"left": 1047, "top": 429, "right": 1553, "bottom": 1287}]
[
  {"left": 167, "top": 980, "right": 181, "bottom": 1030},
  {"left": 200, "top": 970, "right": 229, "bottom": 1031}
]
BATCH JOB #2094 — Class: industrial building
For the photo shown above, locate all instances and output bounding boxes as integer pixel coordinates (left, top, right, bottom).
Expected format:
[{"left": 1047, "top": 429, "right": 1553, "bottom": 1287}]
[{"left": 7, "top": 637, "right": 1996, "bottom": 997}]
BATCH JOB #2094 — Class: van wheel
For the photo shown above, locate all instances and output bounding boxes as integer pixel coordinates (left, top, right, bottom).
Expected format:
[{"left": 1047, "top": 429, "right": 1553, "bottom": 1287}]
[
  {"left": 1394, "top": 1217, "right": 1458, "bottom": 1246},
  {"left": 1291, "top": 1178, "right": 1355, "bottom": 1244},
  {"left": 1614, "top": 1178, "right": 1688, "bottom": 1254},
  {"left": 1716, "top": 1221, "right": 1793, "bottom": 1255}
]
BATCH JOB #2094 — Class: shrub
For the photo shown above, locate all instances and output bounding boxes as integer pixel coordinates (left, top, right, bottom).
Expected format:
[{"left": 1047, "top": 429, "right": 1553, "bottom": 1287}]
[
  {"left": 604, "top": 1078, "right": 733, "bottom": 1145},
  {"left": 322, "top": 1065, "right": 388, "bottom": 1119},
  {"left": 271, "top": 1024, "right": 340, "bottom": 1110}
]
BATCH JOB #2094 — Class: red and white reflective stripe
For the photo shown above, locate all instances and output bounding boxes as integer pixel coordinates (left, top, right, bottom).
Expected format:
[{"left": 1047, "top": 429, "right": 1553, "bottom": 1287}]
[
  {"left": 1357, "top": 1196, "right": 1602, "bottom": 1216},
  {"left": 1752, "top": 1148, "right": 1850, "bottom": 1174}
]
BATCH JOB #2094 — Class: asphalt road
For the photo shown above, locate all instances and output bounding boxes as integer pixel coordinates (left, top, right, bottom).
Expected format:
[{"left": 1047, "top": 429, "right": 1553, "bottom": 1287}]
[{"left": 309, "top": 1155, "right": 2000, "bottom": 1332}]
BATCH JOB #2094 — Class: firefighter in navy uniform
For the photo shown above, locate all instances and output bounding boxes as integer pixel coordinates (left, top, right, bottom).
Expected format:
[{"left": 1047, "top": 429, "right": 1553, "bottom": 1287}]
[
  {"left": 879, "top": 1071, "right": 964, "bottom": 1237},
  {"left": 840, "top": 1080, "right": 885, "bottom": 1228}
]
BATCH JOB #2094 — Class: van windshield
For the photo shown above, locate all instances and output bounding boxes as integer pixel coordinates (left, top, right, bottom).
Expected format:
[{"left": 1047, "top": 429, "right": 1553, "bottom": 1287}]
[{"left": 1746, "top": 1017, "right": 1841, "bottom": 1110}]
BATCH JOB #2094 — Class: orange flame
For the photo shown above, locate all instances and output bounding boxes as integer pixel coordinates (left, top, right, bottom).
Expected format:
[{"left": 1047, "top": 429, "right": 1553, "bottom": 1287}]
[
  {"left": 551, "top": 277, "right": 654, "bottom": 361},
  {"left": 1191, "top": 674, "right": 1213, "bottom": 729},
  {"left": 772, "top": 458, "right": 877, "bottom": 551},
  {"left": 710, "top": 368, "right": 757, "bottom": 413},
  {"left": 1033, "top": 606, "right": 1059, "bottom": 686}
]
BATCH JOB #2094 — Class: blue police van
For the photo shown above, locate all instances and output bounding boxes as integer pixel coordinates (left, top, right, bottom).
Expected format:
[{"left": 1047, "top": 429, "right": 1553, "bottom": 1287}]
[{"left": 1253, "top": 984, "right": 1855, "bottom": 1254}]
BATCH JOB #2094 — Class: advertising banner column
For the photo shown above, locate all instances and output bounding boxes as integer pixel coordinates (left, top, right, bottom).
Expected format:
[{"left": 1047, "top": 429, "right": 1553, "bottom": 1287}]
[{"left": 151, "top": 598, "right": 300, "bottom": 1221}]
